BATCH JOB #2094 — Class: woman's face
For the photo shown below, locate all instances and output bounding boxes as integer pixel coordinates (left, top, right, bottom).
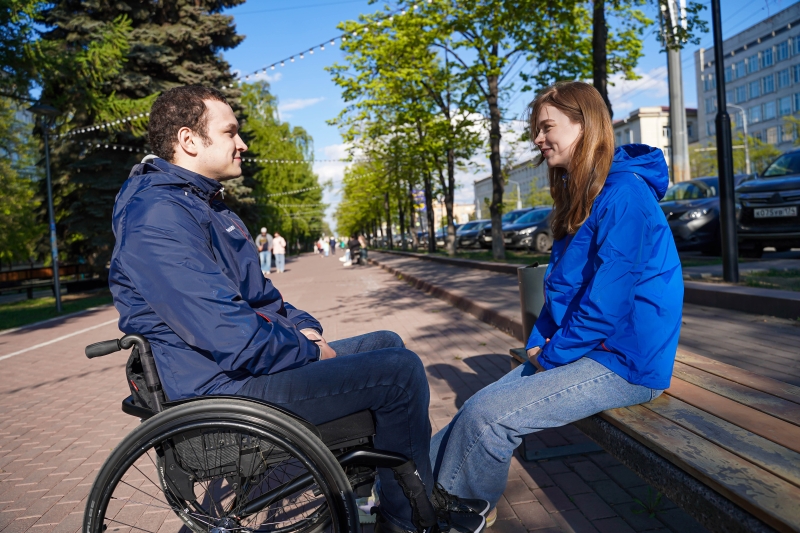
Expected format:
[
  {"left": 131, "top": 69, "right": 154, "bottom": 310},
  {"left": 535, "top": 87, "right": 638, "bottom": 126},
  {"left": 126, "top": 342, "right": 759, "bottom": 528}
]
[{"left": 534, "top": 104, "right": 583, "bottom": 169}]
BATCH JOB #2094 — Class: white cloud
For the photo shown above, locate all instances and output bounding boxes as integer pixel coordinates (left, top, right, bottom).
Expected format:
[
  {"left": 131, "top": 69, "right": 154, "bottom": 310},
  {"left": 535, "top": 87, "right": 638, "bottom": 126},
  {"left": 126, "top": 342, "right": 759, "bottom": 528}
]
[
  {"left": 278, "top": 97, "right": 326, "bottom": 113},
  {"left": 608, "top": 66, "right": 669, "bottom": 117},
  {"left": 231, "top": 70, "right": 283, "bottom": 84}
]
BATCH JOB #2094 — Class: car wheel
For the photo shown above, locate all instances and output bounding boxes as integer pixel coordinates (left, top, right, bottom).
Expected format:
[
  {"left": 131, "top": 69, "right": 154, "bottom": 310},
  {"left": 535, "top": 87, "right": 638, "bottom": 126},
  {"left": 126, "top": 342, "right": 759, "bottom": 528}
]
[
  {"left": 740, "top": 245, "right": 764, "bottom": 258},
  {"left": 533, "top": 233, "right": 553, "bottom": 253}
]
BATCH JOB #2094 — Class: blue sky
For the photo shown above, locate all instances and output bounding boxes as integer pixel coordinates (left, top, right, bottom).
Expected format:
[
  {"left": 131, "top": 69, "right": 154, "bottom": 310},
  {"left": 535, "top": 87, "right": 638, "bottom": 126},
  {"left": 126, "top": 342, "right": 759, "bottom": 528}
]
[{"left": 220, "top": 0, "right": 797, "bottom": 228}]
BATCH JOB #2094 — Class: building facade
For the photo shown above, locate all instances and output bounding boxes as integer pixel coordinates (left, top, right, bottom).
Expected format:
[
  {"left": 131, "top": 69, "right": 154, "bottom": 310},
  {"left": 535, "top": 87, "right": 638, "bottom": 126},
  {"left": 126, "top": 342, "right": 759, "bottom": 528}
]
[
  {"left": 694, "top": 2, "right": 800, "bottom": 151},
  {"left": 473, "top": 158, "right": 549, "bottom": 219},
  {"left": 613, "top": 106, "right": 698, "bottom": 171}
]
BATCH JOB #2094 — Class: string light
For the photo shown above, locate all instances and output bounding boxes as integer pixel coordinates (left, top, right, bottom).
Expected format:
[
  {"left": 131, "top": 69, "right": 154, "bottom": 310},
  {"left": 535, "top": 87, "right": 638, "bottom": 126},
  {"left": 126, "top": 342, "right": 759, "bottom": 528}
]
[
  {"left": 264, "top": 185, "right": 323, "bottom": 198},
  {"left": 242, "top": 157, "right": 369, "bottom": 164},
  {"left": 52, "top": 112, "right": 151, "bottom": 139}
]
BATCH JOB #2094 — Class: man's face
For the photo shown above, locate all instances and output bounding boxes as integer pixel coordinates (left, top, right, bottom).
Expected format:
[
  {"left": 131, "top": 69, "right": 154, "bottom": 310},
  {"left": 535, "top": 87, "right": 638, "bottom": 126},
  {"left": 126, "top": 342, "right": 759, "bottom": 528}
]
[{"left": 193, "top": 100, "right": 248, "bottom": 181}]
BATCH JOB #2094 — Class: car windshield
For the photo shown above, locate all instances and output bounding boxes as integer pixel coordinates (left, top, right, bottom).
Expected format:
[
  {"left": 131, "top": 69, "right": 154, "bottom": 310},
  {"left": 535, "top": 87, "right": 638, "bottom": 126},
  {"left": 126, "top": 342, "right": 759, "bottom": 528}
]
[
  {"left": 661, "top": 179, "right": 718, "bottom": 201},
  {"left": 513, "top": 208, "right": 551, "bottom": 225},
  {"left": 762, "top": 152, "right": 800, "bottom": 178},
  {"left": 502, "top": 210, "right": 528, "bottom": 223},
  {"left": 456, "top": 222, "right": 479, "bottom": 234}
]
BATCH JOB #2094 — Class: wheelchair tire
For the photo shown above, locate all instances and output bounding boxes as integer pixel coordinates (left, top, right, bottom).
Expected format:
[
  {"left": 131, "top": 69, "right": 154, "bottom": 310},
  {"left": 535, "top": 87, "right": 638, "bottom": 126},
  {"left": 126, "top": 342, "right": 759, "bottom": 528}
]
[{"left": 83, "top": 398, "right": 359, "bottom": 533}]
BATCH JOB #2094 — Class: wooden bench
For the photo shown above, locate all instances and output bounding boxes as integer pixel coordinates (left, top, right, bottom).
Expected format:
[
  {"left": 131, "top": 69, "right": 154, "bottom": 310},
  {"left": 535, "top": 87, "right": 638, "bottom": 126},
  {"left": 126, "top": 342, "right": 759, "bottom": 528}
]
[{"left": 510, "top": 348, "right": 800, "bottom": 533}]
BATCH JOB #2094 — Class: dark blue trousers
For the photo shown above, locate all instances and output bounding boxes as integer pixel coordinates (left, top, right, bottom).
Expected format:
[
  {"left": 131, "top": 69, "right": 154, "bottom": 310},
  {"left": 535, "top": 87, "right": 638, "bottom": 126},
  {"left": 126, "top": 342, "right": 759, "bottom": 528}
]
[{"left": 238, "top": 331, "right": 432, "bottom": 530}]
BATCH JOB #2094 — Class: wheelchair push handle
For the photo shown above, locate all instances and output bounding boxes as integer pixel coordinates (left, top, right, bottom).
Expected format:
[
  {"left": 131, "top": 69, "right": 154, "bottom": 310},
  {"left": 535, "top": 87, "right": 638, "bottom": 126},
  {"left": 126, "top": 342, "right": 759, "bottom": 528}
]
[{"left": 85, "top": 339, "right": 122, "bottom": 358}]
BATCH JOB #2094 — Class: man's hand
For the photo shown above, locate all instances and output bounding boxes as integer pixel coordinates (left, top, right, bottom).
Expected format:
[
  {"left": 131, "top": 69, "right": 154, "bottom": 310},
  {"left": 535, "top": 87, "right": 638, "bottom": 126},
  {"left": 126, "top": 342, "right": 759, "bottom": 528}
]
[
  {"left": 300, "top": 328, "right": 336, "bottom": 360},
  {"left": 527, "top": 338, "right": 549, "bottom": 372}
]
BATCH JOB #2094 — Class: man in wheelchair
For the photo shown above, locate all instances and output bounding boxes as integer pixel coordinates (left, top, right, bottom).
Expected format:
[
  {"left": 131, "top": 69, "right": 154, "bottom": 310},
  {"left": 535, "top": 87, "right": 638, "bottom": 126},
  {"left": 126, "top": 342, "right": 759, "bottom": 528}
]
[{"left": 105, "top": 86, "right": 488, "bottom": 533}]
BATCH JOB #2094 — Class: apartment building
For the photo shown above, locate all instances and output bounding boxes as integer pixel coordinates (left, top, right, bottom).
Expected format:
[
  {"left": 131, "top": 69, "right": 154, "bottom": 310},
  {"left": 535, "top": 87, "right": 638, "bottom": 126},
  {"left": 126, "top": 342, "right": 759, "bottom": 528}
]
[
  {"left": 694, "top": 2, "right": 800, "bottom": 150},
  {"left": 613, "top": 106, "right": 698, "bottom": 168},
  {"left": 473, "top": 158, "right": 549, "bottom": 219}
]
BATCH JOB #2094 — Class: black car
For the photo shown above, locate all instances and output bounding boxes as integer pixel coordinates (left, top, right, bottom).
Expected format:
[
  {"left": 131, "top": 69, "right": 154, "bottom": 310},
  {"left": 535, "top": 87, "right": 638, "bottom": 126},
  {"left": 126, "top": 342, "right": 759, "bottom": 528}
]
[
  {"left": 502, "top": 207, "right": 553, "bottom": 252},
  {"left": 456, "top": 219, "right": 490, "bottom": 249},
  {"left": 478, "top": 208, "right": 534, "bottom": 248},
  {"left": 736, "top": 149, "right": 800, "bottom": 257},
  {"left": 660, "top": 174, "right": 755, "bottom": 255}
]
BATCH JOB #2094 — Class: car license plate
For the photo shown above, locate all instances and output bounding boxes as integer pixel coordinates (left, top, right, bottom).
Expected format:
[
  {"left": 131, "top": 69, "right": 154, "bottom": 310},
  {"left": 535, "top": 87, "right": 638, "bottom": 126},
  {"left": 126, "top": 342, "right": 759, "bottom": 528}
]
[
  {"left": 754, "top": 206, "right": 798, "bottom": 218},
  {"left": 504, "top": 238, "right": 512, "bottom": 243},
  {"left": 484, "top": 236, "right": 492, "bottom": 242}
]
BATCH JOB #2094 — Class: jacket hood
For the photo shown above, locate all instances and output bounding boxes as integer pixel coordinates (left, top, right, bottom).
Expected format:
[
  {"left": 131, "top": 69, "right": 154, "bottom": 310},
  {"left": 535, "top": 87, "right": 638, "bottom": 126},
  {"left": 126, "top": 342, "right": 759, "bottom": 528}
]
[
  {"left": 122, "top": 156, "right": 223, "bottom": 202},
  {"left": 608, "top": 144, "right": 670, "bottom": 201}
]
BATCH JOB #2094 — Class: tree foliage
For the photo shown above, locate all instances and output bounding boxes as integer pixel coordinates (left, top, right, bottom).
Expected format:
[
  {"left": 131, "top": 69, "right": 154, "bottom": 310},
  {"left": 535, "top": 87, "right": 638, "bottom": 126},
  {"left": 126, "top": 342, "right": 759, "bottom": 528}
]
[{"left": 689, "top": 133, "right": 782, "bottom": 178}]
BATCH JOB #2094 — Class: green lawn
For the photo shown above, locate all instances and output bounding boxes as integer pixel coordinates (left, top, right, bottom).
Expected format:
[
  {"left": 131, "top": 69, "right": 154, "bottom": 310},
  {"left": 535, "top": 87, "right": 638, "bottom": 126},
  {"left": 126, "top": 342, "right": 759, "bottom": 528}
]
[
  {"left": 744, "top": 269, "right": 800, "bottom": 292},
  {"left": 0, "top": 291, "right": 113, "bottom": 331}
]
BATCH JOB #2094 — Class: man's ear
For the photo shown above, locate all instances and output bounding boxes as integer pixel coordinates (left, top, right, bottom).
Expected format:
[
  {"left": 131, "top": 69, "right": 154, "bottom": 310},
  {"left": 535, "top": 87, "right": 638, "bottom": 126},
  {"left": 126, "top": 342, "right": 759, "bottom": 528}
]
[{"left": 176, "top": 127, "right": 199, "bottom": 157}]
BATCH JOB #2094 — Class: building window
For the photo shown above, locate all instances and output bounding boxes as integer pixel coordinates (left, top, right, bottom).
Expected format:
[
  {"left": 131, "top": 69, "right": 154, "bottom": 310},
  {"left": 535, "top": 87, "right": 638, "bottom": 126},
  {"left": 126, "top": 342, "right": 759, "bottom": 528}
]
[
  {"left": 749, "top": 105, "right": 762, "bottom": 124},
  {"left": 777, "top": 41, "right": 789, "bottom": 62},
  {"left": 663, "top": 125, "right": 671, "bottom": 138},
  {"left": 724, "top": 65, "right": 733, "bottom": 82},
  {"left": 780, "top": 96, "right": 792, "bottom": 116},
  {"left": 764, "top": 100, "right": 776, "bottom": 120},
  {"left": 687, "top": 122, "right": 694, "bottom": 138},
  {"left": 707, "top": 121, "right": 716, "bottom": 136},
  {"left": 794, "top": 64, "right": 800, "bottom": 84},
  {"left": 735, "top": 85, "right": 747, "bottom": 103},
  {"left": 703, "top": 73, "right": 716, "bottom": 92},
  {"left": 795, "top": 93, "right": 800, "bottom": 112},
  {"left": 749, "top": 80, "right": 761, "bottom": 99},
  {"left": 748, "top": 54, "right": 760, "bottom": 74},
  {"left": 705, "top": 97, "right": 717, "bottom": 113},
  {"left": 780, "top": 124, "right": 794, "bottom": 143},
  {"left": 796, "top": 37, "right": 800, "bottom": 55},
  {"left": 726, "top": 89, "right": 733, "bottom": 103},
  {"left": 625, "top": 128, "right": 632, "bottom": 143},
  {"left": 735, "top": 60, "right": 746, "bottom": 79},
  {"left": 762, "top": 47, "right": 774, "bottom": 68},
  {"left": 767, "top": 126, "right": 778, "bottom": 144},
  {"left": 732, "top": 112, "right": 743, "bottom": 129},
  {"left": 778, "top": 68, "right": 791, "bottom": 89},
  {"left": 763, "top": 74, "right": 775, "bottom": 94}
]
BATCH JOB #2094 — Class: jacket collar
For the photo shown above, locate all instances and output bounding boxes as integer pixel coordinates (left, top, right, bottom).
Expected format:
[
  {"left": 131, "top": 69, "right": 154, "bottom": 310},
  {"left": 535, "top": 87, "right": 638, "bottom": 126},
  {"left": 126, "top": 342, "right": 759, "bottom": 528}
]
[{"left": 151, "top": 158, "right": 223, "bottom": 201}]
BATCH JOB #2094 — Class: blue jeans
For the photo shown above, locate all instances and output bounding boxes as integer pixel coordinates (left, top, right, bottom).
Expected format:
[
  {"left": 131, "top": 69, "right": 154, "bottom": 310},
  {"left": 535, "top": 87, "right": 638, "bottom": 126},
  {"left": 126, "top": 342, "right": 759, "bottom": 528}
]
[
  {"left": 430, "top": 357, "right": 662, "bottom": 507},
  {"left": 259, "top": 250, "right": 271, "bottom": 273},
  {"left": 275, "top": 253, "right": 285, "bottom": 272},
  {"left": 238, "top": 331, "right": 431, "bottom": 531}
]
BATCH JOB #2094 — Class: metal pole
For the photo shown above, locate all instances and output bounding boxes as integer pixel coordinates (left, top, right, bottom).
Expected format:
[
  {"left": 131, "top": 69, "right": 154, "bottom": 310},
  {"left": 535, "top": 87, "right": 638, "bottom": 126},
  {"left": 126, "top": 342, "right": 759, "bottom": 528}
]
[
  {"left": 43, "top": 129, "right": 62, "bottom": 312},
  {"left": 663, "top": 0, "right": 691, "bottom": 183},
  {"left": 711, "top": 0, "right": 739, "bottom": 282},
  {"left": 509, "top": 180, "right": 522, "bottom": 209},
  {"left": 726, "top": 104, "right": 751, "bottom": 175}
]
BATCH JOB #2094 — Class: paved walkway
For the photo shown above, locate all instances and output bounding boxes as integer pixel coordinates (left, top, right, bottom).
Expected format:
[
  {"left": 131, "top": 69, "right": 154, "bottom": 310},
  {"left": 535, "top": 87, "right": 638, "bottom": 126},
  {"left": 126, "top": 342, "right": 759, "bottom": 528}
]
[
  {"left": 0, "top": 251, "right": 708, "bottom": 533},
  {"left": 370, "top": 252, "right": 800, "bottom": 386},
  {"left": 681, "top": 258, "right": 800, "bottom": 279}
]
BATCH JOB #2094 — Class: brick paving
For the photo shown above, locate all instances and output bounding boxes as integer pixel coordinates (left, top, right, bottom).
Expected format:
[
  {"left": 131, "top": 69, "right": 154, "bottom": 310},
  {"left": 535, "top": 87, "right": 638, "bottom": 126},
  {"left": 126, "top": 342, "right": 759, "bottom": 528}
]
[{"left": 0, "top": 251, "right": 708, "bottom": 533}]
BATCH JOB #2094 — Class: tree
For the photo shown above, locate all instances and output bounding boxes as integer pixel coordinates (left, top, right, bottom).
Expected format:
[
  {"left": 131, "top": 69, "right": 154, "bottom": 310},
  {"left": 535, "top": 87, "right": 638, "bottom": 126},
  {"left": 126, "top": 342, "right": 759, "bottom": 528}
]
[
  {"left": 689, "top": 133, "right": 782, "bottom": 177},
  {"left": 38, "top": 0, "right": 244, "bottom": 270},
  {"left": 239, "top": 81, "right": 326, "bottom": 252},
  {"left": 526, "top": 188, "right": 554, "bottom": 208}
]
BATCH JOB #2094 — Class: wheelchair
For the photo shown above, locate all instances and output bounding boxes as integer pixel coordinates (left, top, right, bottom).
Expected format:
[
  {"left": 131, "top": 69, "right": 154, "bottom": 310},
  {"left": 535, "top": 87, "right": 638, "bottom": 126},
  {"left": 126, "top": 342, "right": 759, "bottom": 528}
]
[{"left": 82, "top": 334, "right": 436, "bottom": 533}]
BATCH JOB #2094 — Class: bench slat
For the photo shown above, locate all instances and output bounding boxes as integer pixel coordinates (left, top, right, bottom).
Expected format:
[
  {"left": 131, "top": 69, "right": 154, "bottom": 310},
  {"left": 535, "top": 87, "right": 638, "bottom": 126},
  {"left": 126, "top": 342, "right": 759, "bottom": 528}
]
[
  {"left": 601, "top": 404, "right": 800, "bottom": 533},
  {"left": 676, "top": 350, "right": 800, "bottom": 405},
  {"left": 644, "top": 394, "right": 800, "bottom": 489},
  {"left": 673, "top": 361, "right": 800, "bottom": 426},
  {"left": 666, "top": 378, "right": 800, "bottom": 453}
]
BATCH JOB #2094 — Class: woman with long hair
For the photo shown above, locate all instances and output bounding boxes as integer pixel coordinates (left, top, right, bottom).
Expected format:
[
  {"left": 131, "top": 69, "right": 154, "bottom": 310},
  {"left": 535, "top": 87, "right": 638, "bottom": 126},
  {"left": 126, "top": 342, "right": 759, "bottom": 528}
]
[{"left": 429, "top": 81, "right": 683, "bottom": 525}]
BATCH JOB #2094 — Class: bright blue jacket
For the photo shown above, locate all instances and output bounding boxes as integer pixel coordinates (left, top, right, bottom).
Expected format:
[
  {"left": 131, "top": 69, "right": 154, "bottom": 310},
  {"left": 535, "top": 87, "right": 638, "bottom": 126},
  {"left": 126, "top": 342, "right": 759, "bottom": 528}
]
[
  {"left": 109, "top": 158, "right": 321, "bottom": 400},
  {"left": 526, "top": 144, "right": 683, "bottom": 390}
]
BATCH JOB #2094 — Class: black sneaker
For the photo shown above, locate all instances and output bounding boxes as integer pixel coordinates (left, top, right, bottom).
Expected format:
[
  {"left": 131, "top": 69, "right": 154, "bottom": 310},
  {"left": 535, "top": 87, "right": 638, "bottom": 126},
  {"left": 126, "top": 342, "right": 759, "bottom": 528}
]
[
  {"left": 431, "top": 483, "right": 491, "bottom": 517},
  {"left": 374, "top": 508, "right": 486, "bottom": 533}
]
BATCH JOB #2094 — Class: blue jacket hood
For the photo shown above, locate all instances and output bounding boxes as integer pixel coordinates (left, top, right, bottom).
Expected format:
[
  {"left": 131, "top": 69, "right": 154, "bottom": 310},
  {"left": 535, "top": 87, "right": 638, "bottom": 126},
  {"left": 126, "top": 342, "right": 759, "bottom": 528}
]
[
  {"left": 118, "top": 157, "right": 223, "bottom": 206},
  {"left": 608, "top": 144, "right": 670, "bottom": 201}
]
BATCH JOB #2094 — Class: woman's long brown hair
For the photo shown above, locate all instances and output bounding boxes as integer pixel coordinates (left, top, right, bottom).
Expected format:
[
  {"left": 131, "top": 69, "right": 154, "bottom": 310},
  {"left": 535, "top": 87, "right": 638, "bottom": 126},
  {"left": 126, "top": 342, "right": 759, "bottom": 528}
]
[{"left": 528, "top": 82, "right": 615, "bottom": 240}]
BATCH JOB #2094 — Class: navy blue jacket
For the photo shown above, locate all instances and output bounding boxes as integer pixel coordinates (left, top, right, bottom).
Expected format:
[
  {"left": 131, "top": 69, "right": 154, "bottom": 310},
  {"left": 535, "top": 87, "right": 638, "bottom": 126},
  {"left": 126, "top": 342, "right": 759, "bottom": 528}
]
[
  {"left": 526, "top": 145, "right": 683, "bottom": 389},
  {"left": 109, "top": 158, "right": 321, "bottom": 400}
]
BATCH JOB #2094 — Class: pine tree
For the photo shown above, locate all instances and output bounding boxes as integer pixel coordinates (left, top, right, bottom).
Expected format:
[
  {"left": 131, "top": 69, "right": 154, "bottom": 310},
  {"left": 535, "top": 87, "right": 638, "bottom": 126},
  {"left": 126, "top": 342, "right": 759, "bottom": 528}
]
[{"left": 38, "top": 0, "right": 245, "bottom": 270}]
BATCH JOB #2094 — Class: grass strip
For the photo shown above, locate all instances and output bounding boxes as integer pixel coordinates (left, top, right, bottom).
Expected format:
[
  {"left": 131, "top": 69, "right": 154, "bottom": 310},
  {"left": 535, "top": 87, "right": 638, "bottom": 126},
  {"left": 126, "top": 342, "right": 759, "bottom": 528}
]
[{"left": 0, "top": 291, "right": 113, "bottom": 331}]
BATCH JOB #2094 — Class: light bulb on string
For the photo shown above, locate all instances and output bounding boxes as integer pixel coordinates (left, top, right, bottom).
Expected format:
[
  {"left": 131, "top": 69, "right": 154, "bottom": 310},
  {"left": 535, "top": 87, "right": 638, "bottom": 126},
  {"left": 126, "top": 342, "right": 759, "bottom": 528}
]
[
  {"left": 331, "top": 39, "right": 336, "bottom": 46},
  {"left": 309, "top": 49, "right": 314, "bottom": 54},
  {"left": 271, "top": 65, "right": 275, "bottom": 69},
  {"left": 281, "top": 61, "right": 285, "bottom": 66},
  {"left": 291, "top": 57, "right": 295, "bottom": 62},
  {"left": 299, "top": 53, "right": 304, "bottom": 59},
  {"left": 320, "top": 45, "right": 325, "bottom": 50}
]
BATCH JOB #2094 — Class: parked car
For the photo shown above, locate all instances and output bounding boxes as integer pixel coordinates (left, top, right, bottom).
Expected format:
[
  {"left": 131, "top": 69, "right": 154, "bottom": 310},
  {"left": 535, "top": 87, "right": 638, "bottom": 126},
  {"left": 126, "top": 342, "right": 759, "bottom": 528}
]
[
  {"left": 502, "top": 207, "right": 553, "bottom": 252},
  {"left": 736, "top": 149, "right": 800, "bottom": 257},
  {"left": 456, "top": 219, "right": 491, "bottom": 249},
  {"left": 477, "top": 208, "right": 534, "bottom": 248},
  {"left": 660, "top": 174, "right": 755, "bottom": 255}
]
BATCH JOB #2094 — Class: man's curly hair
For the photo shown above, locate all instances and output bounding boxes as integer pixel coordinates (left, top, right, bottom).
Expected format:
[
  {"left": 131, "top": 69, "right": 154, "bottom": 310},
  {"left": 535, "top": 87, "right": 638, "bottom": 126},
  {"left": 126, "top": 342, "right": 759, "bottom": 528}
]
[{"left": 149, "top": 86, "right": 229, "bottom": 162}]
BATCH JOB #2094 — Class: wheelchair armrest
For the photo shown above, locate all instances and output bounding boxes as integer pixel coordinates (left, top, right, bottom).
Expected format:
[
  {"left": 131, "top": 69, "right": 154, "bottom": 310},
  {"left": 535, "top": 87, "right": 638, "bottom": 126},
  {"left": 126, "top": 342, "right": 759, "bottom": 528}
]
[{"left": 122, "top": 395, "right": 156, "bottom": 420}]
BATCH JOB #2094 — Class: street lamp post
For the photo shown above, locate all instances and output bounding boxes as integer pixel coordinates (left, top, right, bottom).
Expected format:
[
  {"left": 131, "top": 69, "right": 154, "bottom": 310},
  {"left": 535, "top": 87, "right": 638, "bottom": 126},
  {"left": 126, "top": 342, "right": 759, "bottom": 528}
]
[
  {"left": 726, "top": 104, "right": 751, "bottom": 175},
  {"left": 508, "top": 180, "right": 522, "bottom": 210},
  {"left": 711, "top": 0, "right": 739, "bottom": 283},
  {"left": 28, "top": 103, "right": 63, "bottom": 313}
]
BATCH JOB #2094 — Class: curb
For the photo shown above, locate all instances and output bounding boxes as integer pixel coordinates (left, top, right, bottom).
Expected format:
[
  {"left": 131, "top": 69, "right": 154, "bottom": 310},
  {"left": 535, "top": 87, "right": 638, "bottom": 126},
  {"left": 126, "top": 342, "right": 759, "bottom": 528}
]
[
  {"left": 368, "top": 257, "right": 525, "bottom": 342},
  {"left": 373, "top": 249, "right": 800, "bottom": 321}
]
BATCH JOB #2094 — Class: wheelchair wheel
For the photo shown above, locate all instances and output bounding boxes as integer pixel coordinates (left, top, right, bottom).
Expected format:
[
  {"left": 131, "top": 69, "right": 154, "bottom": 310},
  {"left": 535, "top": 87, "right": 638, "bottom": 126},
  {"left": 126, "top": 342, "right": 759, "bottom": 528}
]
[{"left": 84, "top": 398, "right": 359, "bottom": 533}]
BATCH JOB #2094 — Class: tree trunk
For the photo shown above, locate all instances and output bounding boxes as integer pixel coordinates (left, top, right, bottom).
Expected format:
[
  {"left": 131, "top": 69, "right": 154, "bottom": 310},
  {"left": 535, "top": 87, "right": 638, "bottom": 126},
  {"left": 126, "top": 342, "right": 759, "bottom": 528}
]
[
  {"left": 437, "top": 150, "right": 457, "bottom": 257},
  {"left": 423, "top": 171, "right": 436, "bottom": 253},
  {"left": 384, "top": 191, "right": 393, "bottom": 250},
  {"left": 408, "top": 181, "right": 419, "bottom": 250},
  {"left": 487, "top": 68, "right": 506, "bottom": 260},
  {"left": 398, "top": 193, "right": 407, "bottom": 250},
  {"left": 592, "top": 0, "right": 613, "bottom": 118}
]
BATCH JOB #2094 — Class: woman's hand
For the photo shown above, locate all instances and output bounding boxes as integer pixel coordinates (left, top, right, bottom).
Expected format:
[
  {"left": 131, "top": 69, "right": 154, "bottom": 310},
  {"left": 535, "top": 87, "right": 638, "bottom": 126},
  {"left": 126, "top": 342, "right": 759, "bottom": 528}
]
[{"left": 527, "top": 338, "right": 549, "bottom": 372}]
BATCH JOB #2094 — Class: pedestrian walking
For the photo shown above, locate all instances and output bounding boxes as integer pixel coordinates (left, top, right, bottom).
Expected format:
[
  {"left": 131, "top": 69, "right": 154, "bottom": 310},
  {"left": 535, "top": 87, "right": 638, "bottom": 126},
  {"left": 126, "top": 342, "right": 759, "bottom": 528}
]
[
  {"left": 255, "top": 227, "right": 272, "bottom": 275},
  {"left": 429, "top": 81, "right": 684, "bottom": 527},
  {"left": 273, "top": 231, "right": 287, "bottom": 273},
  {"left": 322, "top": 237, "right": 330, "bottom": 257},
  {"left": 329, "top": 236, "right": 336, "bottom": 256},
  {"left": 358, "top": 233, "right": 368, "bottom": 263}
]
